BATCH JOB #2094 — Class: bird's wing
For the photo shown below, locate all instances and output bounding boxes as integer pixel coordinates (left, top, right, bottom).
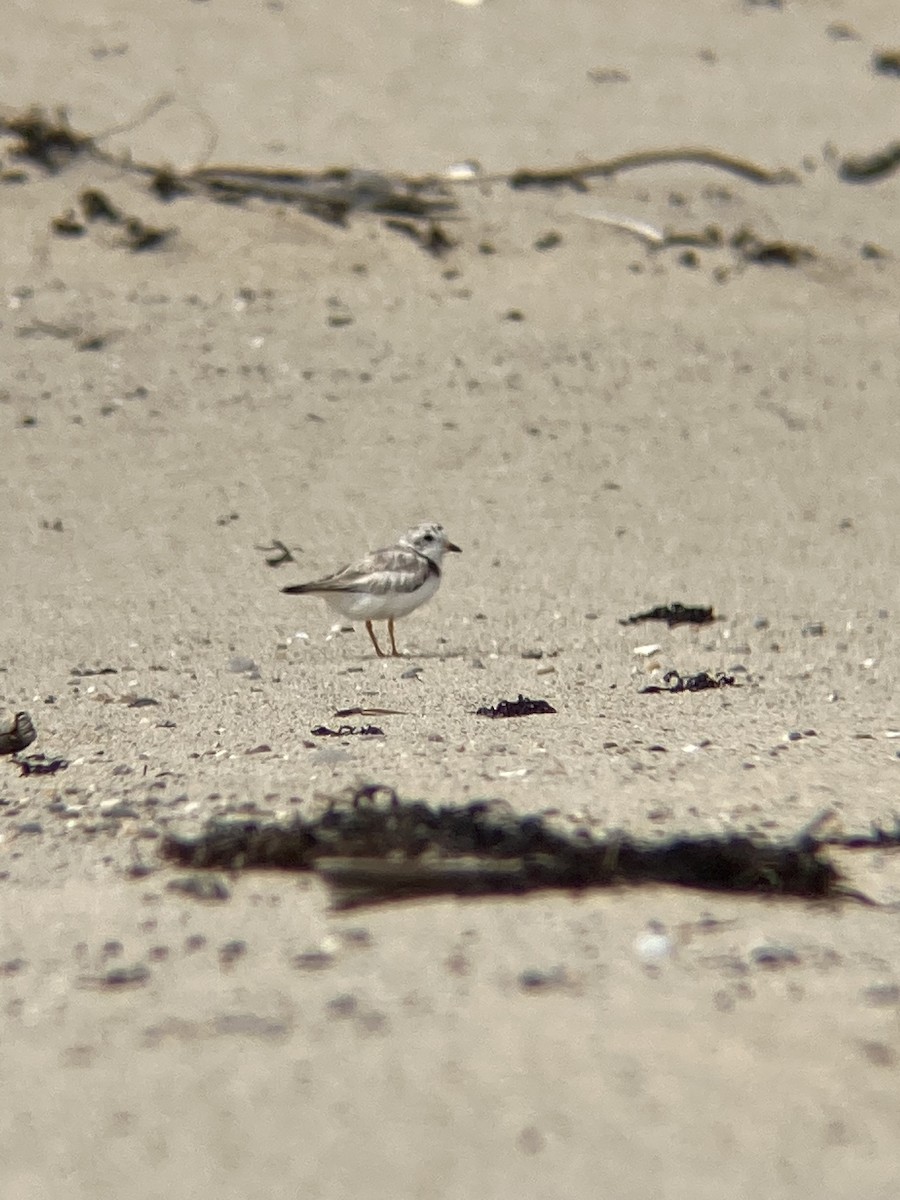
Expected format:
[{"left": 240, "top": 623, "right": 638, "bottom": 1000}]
[{"left": 290, "top": 547, "right": 432, "bottom": 595}]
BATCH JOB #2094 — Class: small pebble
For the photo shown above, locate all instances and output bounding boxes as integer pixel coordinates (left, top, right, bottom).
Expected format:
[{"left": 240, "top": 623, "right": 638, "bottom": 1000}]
[
  {"left": 96, "top": 964, "right": 151, "bottom": 989},
  {"left": 750, "top": 944, "right": 800, "bottom": 969},
  {"left": 293, "top": 950, "right": 335, "bottom": 971},
  {"left": 518, "top": 966, "right": 567, "bottom": 991},
  {"left": 227, "top": 655, "right": 260, "bottom": 675},
  {"left": 862, "top": 983, "right": 900, "bottom": 1007},
  {"left": 218, "top": 940, "right": 247, "bottom": 965},
  {"left": 167, "top": 875, "right": 231, "bottom": 902},
  {"left": 326, "top": 994, "right": 359, "bottom": 1018}
]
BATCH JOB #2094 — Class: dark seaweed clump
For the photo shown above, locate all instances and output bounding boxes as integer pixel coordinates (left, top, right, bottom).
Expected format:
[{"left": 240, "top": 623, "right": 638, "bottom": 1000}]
[{"left": 159, "top": 786, "right": 874, "bottom": 910}]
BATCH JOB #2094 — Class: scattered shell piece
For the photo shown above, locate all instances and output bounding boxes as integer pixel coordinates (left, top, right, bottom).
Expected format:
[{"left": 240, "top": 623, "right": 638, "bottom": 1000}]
[
  {"left": 442, "top": 159, "right": 482, "bottom": 180},
  {"left": 632, "top": 643, "right": 661, "bottom": 657},
  {"left": 634, "top": 923, "right": 675, "bottom": 965},
  {"left": 579, "top": 209, "right": 666, "bottom": 245}
]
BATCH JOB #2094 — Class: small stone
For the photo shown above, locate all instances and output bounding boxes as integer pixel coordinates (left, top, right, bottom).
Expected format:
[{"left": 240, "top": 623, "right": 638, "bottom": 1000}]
[
  {"left": 218, "top": 940, "right": 247, "bottom": 965},
  {"left": 861, "top": 982, "right": 900, "bottom": 1007},
  {"left": 326, "top": 994, "right": 358, "bottom": 1018},
  {"left": 293, "top": 950, "right": 335, "bottom": 971},
  {"left": 98, "top": 964, "right": 151, "bottom": 988},
  {"left": 227, "top": 655, "right": 260, "bottom": 675},
  {"left": 102, "top": 803, "right": 140, "bottom": 819},
  {"left": 751, "top": 944, "right": 800, "bottom": 969},
  {"left": 166, "top": 875, "right": 231, "bottom": 902},
  {"left": 518, "top": 966, "right": 567, "bottom": 992}
]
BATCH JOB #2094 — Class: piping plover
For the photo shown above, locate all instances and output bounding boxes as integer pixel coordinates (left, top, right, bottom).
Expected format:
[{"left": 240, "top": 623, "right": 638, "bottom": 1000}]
[{"left": 282, "top": 522, "right": 461, "bottom": 657}]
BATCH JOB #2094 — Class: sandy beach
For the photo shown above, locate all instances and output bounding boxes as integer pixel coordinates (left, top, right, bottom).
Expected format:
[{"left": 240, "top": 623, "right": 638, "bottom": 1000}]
[{"left": 2, "top": 2, "right": 899, "bottom": 1196}]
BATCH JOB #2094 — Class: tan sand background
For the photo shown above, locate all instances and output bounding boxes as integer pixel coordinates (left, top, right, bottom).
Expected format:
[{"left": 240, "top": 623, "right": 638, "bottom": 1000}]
[{"left": 1, "top": 1, "right": 899, "bottom": 1196}]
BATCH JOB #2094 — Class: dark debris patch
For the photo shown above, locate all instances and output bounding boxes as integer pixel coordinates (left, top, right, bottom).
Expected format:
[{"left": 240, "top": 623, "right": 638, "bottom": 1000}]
[
  {"left": 475, "top": 695, "right": 557, "bottom": 719},
  {"left": 149, "top": 167, "right": 192, "bottom": 201},
  {"left": 730, "top": 227, "right": 813, "bottom": 266},
  {"left": 256, "top": 539, "right": 298, "bottom": 567},
  {"left": 79, "top": 188, "right": 120, "bottom": 222},
  {"left": 47, "top": 183, "right": 173, "bottom": 251},
  {"left": 640, "top": 670, "right": 736, "bottom": 694},
  {"left": 620, "top": 603, "right": 716, "bottom": 628},
  {"left": 872, "top": 50, "right": 900, "bottom": 77},
  {"left": 311, "top": 725, "right": 385, "bottom": 738},
  {"left": 0, "top": 106, "right": 93, "bottom": 171},
  {"left": 51, "top": 210, "right": 85, "bottom": 237},
  {"left": 119, "top": 216, "right": 172, "bottom": 251},
  {"left": 14, "top": 753, "right": 68, "bottom": 776},
  {"left": 158, "top": 786, "right": 888, "bottom": 910},
  {"left": 384, "top": 218, "right": 456, "bottom": 256},
  {"left": 166, "top": 874, "right": 231, "bottom": 902},
  {"left": 79, "top": 963, "right": 151, "bottom": 990},
  {"left": 838, "top": 143, "right": 900, "bottom": 183}
]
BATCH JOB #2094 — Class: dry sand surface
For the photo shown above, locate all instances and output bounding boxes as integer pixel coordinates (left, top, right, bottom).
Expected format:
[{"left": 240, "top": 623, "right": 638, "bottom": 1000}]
[{"left": 2, "top": 1, "right": 900, "bottom": 1197}]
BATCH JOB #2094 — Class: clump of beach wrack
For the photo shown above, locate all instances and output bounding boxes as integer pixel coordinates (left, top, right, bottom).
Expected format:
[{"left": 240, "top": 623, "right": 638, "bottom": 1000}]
[{"left": 161, "top": 785, "right": 899, "bottom": 910}]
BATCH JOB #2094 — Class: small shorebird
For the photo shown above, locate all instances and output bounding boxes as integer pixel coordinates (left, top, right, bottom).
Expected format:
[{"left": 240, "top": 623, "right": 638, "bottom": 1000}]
[{"left": 281, "top": 522, "right": 461, "bottom": 657}]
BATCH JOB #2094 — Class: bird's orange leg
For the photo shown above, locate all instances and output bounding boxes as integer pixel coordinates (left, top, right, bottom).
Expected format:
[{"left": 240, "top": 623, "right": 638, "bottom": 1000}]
[
  {"left": 388, "top": 619, "right": 401, "bottom": 657},
  {"left": 365, "top": 620, "right": 387, "bottom": 657}
]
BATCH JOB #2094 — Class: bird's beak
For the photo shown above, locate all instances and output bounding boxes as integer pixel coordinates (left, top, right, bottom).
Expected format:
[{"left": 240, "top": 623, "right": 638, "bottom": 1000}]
[{"left": 447, "top": 541, "right": 462, "bottom": 553}]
